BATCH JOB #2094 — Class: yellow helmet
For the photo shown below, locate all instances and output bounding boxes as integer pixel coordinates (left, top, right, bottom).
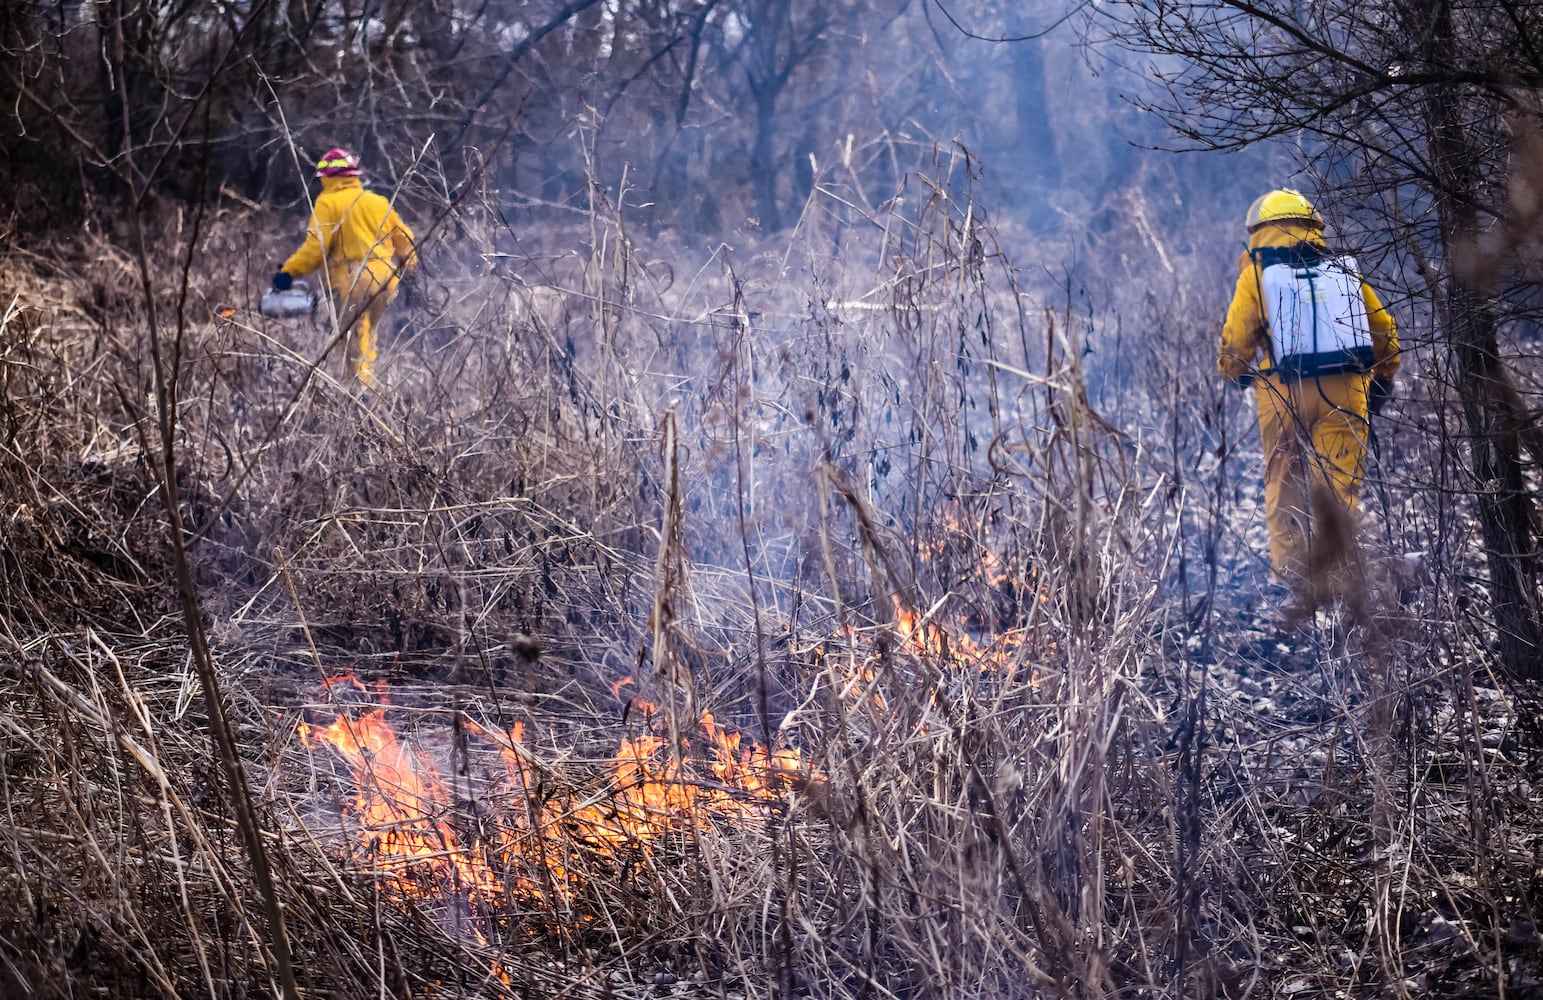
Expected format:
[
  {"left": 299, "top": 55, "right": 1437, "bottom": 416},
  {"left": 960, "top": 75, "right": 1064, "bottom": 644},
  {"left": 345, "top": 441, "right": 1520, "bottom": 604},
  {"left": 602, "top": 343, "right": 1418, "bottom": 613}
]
[{"left": 1246, "top": 188, "right": 1324, "bottom": 231}]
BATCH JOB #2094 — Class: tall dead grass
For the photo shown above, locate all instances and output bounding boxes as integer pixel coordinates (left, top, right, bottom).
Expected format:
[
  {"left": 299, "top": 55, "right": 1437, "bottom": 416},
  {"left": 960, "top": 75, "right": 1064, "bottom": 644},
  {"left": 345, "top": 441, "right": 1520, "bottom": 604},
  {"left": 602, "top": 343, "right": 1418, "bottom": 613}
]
[{"left": 0, "top": 147, "right": 1538, "bottom": 999}]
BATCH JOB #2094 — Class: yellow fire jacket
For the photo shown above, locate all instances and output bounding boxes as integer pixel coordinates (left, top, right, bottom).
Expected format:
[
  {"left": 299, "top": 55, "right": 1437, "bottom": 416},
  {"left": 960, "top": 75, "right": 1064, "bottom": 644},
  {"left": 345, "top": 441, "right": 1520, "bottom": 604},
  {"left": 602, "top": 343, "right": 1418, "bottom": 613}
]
[
  {"left": 1218, "top": 221, "right": 1399, "bottom": 383},
  {"left": 281, "top": 176, "right": 416, "bottom": 293}
]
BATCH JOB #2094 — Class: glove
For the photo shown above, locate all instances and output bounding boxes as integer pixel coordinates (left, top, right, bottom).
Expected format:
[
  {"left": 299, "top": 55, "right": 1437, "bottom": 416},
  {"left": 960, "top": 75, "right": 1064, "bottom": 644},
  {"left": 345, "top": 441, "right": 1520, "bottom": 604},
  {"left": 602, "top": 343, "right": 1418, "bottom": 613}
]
[
  {"left": 1369, "top": 376, "right": 1394, "bottom": 415},
  {"left": 271, "top": 271, "right": 293, "bottom": 292}
]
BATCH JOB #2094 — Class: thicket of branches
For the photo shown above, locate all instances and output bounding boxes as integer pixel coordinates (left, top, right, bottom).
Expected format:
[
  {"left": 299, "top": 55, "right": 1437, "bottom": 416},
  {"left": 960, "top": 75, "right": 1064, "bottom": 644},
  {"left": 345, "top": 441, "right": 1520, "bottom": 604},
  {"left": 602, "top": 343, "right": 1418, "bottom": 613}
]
[{"left": 0, "top": 0, "right": 1153, "bottom": 237}]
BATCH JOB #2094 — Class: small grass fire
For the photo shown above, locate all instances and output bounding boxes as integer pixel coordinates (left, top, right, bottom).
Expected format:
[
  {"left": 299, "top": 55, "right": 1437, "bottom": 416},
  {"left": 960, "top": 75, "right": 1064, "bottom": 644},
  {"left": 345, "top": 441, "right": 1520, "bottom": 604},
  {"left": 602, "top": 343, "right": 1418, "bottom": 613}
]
[
  {"left": 297, "top": 675, "right": 814, "bottom": 943},
  {"left": 295, "top": 506, "right": 1043, "bottom": 943}
]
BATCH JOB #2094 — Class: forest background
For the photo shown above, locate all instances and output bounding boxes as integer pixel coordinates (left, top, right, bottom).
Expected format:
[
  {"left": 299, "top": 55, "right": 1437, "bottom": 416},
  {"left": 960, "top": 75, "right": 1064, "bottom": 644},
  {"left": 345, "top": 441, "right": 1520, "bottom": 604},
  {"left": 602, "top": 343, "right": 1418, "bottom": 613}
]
[{"left": 1, "top": 0, "right": 1541, "bottom": 997}]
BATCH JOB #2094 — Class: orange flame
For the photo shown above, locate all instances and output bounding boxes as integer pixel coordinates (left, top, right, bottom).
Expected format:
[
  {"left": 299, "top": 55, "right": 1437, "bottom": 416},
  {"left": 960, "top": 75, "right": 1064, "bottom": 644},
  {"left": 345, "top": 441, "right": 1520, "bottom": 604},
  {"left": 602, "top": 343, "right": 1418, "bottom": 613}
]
[
  {"left": 300, "top": 690, "right": 817, "bottom": 933},
  {"left": 298, "top": 709, "right": 508, "bottom": 930},
  {"left": 299, "top": 509, "right": 1035, "bottom": 964},
  {"left": 891, "top": 595, "right": 1029, "bottom": 673},
  {"left": 811, "top": 511, "right": 1040, "bottom": 723}
]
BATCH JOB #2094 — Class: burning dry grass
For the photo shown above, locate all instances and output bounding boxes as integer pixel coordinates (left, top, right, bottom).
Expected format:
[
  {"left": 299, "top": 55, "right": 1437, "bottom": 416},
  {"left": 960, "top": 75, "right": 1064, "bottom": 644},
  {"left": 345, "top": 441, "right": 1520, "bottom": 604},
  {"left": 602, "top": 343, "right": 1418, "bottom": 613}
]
[{"left": 1, "top": 166, "right": 1540, "bottom": 999}]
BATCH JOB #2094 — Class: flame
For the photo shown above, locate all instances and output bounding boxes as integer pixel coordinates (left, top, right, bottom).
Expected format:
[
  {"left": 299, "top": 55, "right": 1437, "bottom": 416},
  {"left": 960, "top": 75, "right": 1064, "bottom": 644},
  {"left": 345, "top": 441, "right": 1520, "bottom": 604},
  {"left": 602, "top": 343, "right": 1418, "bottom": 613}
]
[
  {"left": 924, "top": 510, "right": 1016, "bottom": 586},
  {"left": 810, "top": 510, "right": 1040, "bottom": 724},
  {"left": 297, "top": 509, "right": 1037, "bottom": 972},
  {"left": 897, "top": 507, "right": 1041, "bottom": 674},
  {"left": 298, "top": 709, "right": 508, "bottom": 935},
  {"left": 891, "top": 595, "right": 1029, "bottom": 674},
  {"left": 300, "top": 686, "right": 816, "bottom": 937}
]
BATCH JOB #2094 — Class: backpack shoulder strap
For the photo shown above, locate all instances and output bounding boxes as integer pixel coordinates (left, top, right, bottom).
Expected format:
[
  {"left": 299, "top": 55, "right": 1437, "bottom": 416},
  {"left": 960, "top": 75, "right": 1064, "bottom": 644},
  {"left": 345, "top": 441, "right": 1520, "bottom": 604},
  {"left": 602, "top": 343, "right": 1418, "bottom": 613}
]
[{"left": 1250, "top": 243, "right": 1327, "bottom": 270}]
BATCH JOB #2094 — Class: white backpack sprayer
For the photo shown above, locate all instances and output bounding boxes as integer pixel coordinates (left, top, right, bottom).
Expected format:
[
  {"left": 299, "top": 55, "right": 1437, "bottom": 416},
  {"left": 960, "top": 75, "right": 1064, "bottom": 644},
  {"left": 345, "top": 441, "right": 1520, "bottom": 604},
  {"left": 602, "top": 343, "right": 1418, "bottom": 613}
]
[{"left": 1252, "top": 245, "right": 1374, "bottom": 379}]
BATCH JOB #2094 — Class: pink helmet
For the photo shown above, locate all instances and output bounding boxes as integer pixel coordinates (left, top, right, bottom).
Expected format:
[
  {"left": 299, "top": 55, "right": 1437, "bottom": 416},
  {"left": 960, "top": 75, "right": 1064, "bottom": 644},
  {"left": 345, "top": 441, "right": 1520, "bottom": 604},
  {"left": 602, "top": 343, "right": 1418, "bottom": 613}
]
[{"left": 315, "top": 148, "right": 361, "bottom": 177}]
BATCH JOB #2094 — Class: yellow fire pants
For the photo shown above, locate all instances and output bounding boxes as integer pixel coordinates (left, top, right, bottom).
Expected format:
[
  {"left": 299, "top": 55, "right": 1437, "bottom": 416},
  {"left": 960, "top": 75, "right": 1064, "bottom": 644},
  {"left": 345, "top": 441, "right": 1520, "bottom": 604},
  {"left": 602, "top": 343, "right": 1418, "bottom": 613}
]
[
  {"left": 329, "top": 261, "right": 397, "bottom": 386},
  {"left": 1253, "top": 371, "right": 1370, "bottom": 582}
]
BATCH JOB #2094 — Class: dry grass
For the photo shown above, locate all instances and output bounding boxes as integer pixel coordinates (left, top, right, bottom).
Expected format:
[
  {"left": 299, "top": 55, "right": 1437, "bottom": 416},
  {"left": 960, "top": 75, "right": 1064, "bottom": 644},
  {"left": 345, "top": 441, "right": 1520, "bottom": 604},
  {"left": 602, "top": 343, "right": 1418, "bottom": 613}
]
[{"left": 1, "top": 154, "right": 1540, "bottom": 999}]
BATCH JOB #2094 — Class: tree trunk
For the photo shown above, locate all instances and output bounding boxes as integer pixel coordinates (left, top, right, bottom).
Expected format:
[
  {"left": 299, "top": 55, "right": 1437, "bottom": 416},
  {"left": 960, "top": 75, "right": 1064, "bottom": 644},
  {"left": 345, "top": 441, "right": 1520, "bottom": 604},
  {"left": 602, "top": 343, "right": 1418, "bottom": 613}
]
[
  {"left": 97, "top": 0, "right": 129, "bottom": 161},
  {"left": 751, "top": 83, "right": 782, "bottom": 231},
  {"left": 1426, "top": 0, "right": 1543, "bottom": 678},
  {"left": 1445, "top": 284, "right": 1542, "bottom": 675}
]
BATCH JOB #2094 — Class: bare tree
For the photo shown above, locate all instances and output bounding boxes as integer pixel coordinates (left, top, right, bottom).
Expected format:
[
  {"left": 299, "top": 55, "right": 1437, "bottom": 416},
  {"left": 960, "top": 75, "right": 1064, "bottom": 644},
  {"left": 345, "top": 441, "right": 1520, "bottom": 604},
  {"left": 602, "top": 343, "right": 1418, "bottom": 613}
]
[{"left": 0, "top": 1, "right": 1082, "bottom": 241}]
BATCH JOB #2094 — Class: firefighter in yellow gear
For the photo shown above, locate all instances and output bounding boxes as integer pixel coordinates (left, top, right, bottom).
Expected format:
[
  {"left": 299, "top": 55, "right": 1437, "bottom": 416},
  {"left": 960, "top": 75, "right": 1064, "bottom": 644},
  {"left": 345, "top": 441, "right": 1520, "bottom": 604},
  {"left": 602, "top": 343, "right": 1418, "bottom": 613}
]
[
  {"left": 272, "top": 148, "right": 416, "bottom": 386},
  {"left": 1218, "top": 189, "right": 1400, "bottom": 585}
]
